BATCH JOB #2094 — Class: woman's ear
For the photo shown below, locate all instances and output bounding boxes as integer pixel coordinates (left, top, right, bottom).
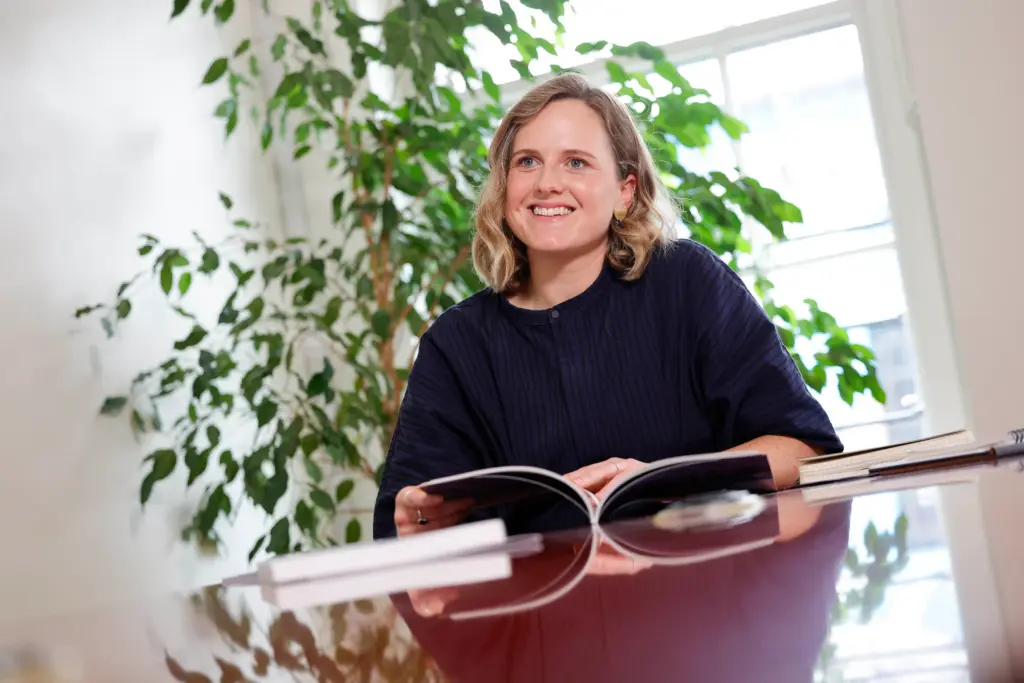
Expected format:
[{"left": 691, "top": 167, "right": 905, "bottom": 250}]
[{"left": 619, "top": 173, "right": 637, "bottom": 212}]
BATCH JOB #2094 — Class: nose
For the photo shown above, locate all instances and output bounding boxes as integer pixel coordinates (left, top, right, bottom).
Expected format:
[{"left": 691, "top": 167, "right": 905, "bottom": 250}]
[{"left": 535, "top": 164, "right": 564, "bottom": 195}]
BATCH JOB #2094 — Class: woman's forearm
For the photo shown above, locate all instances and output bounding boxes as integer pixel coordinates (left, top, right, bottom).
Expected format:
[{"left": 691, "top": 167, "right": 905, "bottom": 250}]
[{"left": 727, "top": 435, "right": 823, "bottom": 489}]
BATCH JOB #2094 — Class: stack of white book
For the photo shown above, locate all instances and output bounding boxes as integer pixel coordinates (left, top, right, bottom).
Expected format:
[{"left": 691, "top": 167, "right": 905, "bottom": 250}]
[{"left": 223, "top": 519, "right": 522, "bottom": 610}]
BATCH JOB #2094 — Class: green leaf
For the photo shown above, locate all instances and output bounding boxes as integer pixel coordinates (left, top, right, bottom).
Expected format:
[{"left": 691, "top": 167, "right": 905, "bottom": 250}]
[
  {"left": 178, "top": 272, "right": 192, "bottom": 296},
  {"left": 248, "top": 535, "right": 266, "bottom": 562},
  {"left": 300, "top": 433, "right": 320, "bottom": 456},
  {"left": 214, "top": 0, "right": 234, "bottom": 23},
  {"left": 307, "top": 358, "right": 334, "bottom": 398},
  {"left": 207, "top": 424, "right": 221, "bottom": 447},
  {"left": 266, "top": 518, "right": 290, "bottom": 554},
  {"left": 184, "top": 445, "right": 210, "bottom": 486},
  {"left": 202, "top": 58, "right": 229, "bottom": 85},
  {"left": 233, "top": 38, "right": 251, "bottom": 57},
  {"left": 173, "top": 325, "right": 207, "bottom": 350},
  {"left": 381, "top": 199, "right": 399, "bottom": 233},
  {"left": 345, "top": 518, "right": 361, "bottom": 544},
  {"left": 652, "top": 60, "right": 687, "bottom": 90},
  {"left": 160, "top": 262, "right": 174, "bottom": 294},
  {"left": 221, "top": 451, "right": 238, "bottom": 483},
  {"left": 274, "top": 72, "right": 305, "bottom": 99},
  {"left": 576, "top": 40, "right": 608, "bottom": 55},
  {"left": 326, "top": 69, "right": 354, "bottom": 98},
  {"left": 218, "top": 192, "right": 233, "bottom": 209},
  {"left": 141, "top": 449, "right": 177, "bottom": 505},
  {"left": 310, "top": 488, "right": 334, "bottom": 511},
  {"left": 256, "top": 399, "right": 278, "bottom": 427},
  {"left": 100, "top": 396, "right": 128, "bottom": 416},
  {"left": 305, "top": 459, "right": 323, "bottom": 483},
  {"left": 719, "top": 114, "right": 749, "bottom": 139},
  {"left": 131, "top": 409, "right": 146, "bottom": 436},
  {"left": 116, "top": 300, "right": 132, "bottom": 320},
  {"left": 371, "top": 309, "right": 391, "bottom": 338},
  {"left": 481, "top": 71, "right": 500, "bottom": 102},
  {"left": 331, "top": 191, "right": 345, "bottom": 223},
  {"left": 271, "top": 34, "right": 287, "bottom": 61},
  {"left": 606, "top": 61, "right": 628, "bottom": 83},
  {"left": 199, "top": 248, "right": 220, "bottom": 274},
  {"left": 293, "top": 145, "right": 312, "bottom": 160},
  {"left": 295, "top": 500, "right": 315, "bottom": 535},
  {"left": 75, "top": 304, "right": 103, "bottom": 318},
  {"left": 171, "top": 0, "right": 190, "bottom": 18},
  {"left": 335, "top": 479, "right": 354, "bottom": 504}
]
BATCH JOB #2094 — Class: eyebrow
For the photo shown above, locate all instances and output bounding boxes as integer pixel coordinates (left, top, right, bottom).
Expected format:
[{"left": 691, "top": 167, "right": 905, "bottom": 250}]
[{"left": 511, "top": 147, "right": 599, "bottom": 160}]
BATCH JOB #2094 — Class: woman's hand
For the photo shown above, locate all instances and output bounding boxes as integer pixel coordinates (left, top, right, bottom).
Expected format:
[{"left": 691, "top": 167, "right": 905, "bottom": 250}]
[
  {"left": 394, "top": 486, "right": 475, "bottom": 536},
  {"left": 565, "top": 457, "right": 645, "bottom": 501},
  {"left": 408, "top": 584, "right": 462, "bottom": 617},
  {"left": 585, "top": 538, "right": 653, "bottom": 576}
]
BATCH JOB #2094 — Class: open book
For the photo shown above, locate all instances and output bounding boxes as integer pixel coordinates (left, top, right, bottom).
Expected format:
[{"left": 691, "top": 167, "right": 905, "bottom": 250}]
[
  {"left": 420, "top": 450, "right": 775, "bottom": 531},
  {"left": 260, "top": 490, "right": 780, "bottom": 616}
]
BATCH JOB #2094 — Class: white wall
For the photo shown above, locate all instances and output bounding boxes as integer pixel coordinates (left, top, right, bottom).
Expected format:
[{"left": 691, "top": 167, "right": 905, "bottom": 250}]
[
  {"left": 896, "top": 0, "right": 1024, "bottom": 676},
  {"left": 0, "top": 0, "right": 283, "bottom": 624}
]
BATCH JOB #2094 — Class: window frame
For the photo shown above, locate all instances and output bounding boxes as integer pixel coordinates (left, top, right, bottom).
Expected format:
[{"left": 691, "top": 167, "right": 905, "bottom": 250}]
[
  {"left": 454, "top": 1, "right": 1004, "bottom": 676},
  {"left": 478, "top": 0, "right": 962, "bottom": 409}
]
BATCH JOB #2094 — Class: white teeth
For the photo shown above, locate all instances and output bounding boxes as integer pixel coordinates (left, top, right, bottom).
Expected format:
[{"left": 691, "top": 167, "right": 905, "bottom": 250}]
[{"left": 532, "top": 206, "right": 573, "bottom": 216}]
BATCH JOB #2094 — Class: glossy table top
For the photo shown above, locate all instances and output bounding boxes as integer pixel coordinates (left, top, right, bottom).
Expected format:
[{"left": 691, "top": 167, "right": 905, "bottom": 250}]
[{"left": 3, "top": 462, "right": 1023, "bottom": 683}]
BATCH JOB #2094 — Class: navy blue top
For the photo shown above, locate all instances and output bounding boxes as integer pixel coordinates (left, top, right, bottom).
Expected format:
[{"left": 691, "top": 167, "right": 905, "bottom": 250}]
[{"left": 372, "top": 239, "right": 843, "bottom": 538}]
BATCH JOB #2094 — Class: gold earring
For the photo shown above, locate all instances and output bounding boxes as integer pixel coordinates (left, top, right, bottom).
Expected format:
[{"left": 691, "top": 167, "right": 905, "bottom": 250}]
[{"left": 613, "top": 207, "right": 627, "bottom": 222}]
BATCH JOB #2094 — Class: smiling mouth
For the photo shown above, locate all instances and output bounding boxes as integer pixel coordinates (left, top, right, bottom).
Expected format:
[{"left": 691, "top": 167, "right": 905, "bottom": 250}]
[{"left": 531, "top": 206, "right": 575, "bottom": 217}]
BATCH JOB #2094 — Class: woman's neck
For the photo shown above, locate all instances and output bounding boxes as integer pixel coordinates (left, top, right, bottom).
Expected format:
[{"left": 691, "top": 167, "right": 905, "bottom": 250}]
[{"left": 510, "top": 247, "right": 606, "bottom": 311}]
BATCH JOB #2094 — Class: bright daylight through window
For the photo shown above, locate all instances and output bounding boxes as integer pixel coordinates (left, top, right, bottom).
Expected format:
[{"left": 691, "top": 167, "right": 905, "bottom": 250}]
[{"left": 462, "top": 2, "right": 970, "bottom": 680}]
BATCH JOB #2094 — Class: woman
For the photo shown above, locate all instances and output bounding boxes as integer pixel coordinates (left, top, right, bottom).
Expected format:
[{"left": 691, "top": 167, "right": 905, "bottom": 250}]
[{"left": 372, "top": 73, "right": 842, "bottom": 539}]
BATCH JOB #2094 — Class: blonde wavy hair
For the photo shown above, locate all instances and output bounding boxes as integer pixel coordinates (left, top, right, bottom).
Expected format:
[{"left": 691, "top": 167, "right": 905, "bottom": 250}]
[{"left": 471, "top": 72, "right": 678, "bottom": 294}]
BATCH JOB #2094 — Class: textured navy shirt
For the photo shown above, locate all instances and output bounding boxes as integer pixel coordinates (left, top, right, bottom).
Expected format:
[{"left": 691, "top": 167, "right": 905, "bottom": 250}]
[{"left": 372, "top": 239, "right": 843, "bottom": 538}]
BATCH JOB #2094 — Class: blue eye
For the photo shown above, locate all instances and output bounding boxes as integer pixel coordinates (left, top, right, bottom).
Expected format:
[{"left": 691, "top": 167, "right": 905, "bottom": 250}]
[
  {"left": 568, "top": 158, "right": 585, "bottom": 169},
  {"left": 518, "top": 156, "right": 536, "bottom": 168}
]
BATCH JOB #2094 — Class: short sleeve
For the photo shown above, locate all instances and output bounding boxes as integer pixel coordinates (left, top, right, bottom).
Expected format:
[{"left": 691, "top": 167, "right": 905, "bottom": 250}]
[
  {"left": 680, "top": 241, "right": 844, "bottom": 454},
  {"left": 372, "top": 329, "right": 486, "bottom": 539}
]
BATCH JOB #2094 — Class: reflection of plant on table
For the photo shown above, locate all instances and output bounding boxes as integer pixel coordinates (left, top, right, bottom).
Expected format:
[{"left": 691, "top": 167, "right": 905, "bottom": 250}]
[
  {"left": 167, "top": 586, "right": 441, "bottom": 682},
  {"left": 78, "top": 0, "right": 885, "bottom": 561},
  {"left": 815, "top": 513, "right": 910, "bottom": 680}
]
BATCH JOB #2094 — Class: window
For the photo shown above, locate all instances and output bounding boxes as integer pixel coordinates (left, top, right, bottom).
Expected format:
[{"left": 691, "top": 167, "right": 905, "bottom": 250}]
[
  {"left": 466, "top": 3, "right": 967, "bottom": 678},
  {"left": 465, "top": 0, "right": 839, "bottom": 85}
]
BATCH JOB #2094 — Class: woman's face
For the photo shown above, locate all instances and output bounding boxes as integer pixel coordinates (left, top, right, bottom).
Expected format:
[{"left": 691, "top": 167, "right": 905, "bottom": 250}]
[{"left": 504, "top": 99, "right": 635, "bottom": 260}]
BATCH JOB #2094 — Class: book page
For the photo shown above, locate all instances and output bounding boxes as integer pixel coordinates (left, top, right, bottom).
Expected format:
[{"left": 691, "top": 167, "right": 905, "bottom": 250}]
[
  {"left": 421, "top": 466, "right": 595, "bottom": 533},
  {"left": 597, "top": 451, "right": 774, "bottom": 525}
]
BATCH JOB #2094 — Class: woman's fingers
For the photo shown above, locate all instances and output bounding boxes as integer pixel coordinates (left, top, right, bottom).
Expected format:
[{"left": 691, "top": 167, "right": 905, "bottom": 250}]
[
  {"left": 566, "top": 458, "right": 624, "bottom": 491},
  {"left": 394, "top": 485, "right": 475, "bottom": 536},
  {"left": 566, "top": 458, "right": 643, "bottom": 494},
  {"left": 397, "top": 485, "right": 444, "bottom": 510},
  {"left": 409, "top": 585, "right": 462, "bottom": 617},
  {"left": 396, "top": 506, "right": 470, "bottom": 535}
]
